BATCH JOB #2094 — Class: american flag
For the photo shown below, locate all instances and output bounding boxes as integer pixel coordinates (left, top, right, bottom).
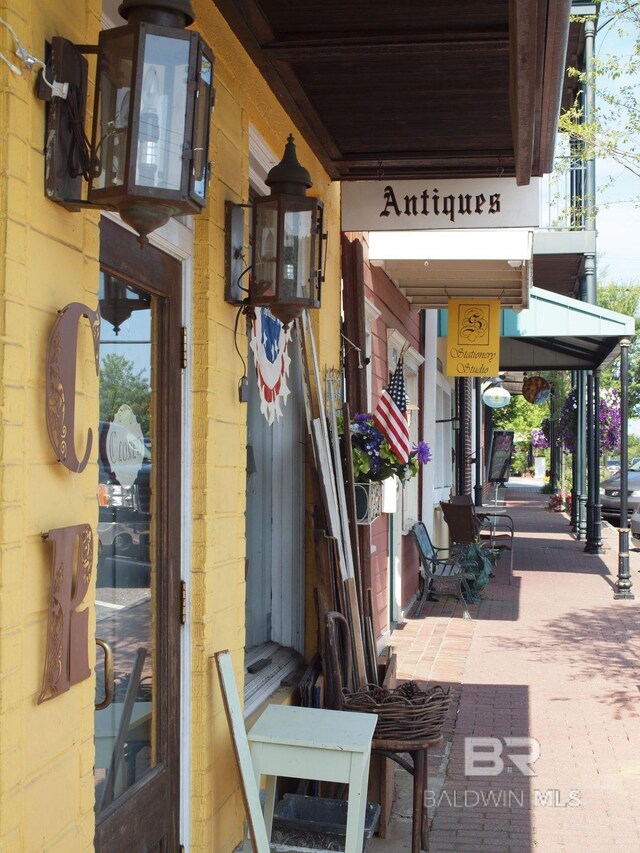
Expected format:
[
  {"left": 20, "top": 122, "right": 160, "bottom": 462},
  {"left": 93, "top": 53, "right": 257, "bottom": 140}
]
[{"left": 374, "top": 358, "right": 410, "bottom": 463}]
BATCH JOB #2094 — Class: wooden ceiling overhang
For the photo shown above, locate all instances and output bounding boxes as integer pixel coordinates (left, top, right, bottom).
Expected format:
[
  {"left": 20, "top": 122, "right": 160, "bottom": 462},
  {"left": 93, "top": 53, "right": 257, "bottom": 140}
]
[{"left": 214, "top": 0, "right": 572, "bottom": 184}]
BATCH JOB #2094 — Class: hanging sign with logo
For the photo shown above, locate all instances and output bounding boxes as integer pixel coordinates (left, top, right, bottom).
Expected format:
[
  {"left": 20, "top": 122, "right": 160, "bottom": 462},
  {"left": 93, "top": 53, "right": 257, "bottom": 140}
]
[
  {"left": 446, "top": 298, "right": 500, "bottom": 377},
  {"left": 250, "top": 308, "right": 292, "bottom": 425},
  {"left": 341, "top": 177, "right": 540, "bottom": 231}
]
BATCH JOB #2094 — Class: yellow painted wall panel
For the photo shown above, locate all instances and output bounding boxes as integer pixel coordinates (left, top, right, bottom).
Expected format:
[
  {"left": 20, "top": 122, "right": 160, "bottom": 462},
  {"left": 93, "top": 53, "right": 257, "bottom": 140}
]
[
  {"left": 0, "top": 1, "right": 341, "bottom": 851},
  {"left": 23, "top": 754, "right": 80, "bottom": 852}
]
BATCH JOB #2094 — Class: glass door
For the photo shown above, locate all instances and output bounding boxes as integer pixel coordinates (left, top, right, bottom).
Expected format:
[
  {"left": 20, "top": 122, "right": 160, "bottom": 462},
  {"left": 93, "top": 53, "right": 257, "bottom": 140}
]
[{"left": 94, "top": 218, "right": 182, "bottom": 852}]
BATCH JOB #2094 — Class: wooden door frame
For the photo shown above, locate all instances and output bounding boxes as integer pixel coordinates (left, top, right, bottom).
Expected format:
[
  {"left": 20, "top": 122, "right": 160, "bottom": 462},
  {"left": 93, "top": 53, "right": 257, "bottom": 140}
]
[{"left": 95, "top": 218, "right": 183, "bottom": 852}]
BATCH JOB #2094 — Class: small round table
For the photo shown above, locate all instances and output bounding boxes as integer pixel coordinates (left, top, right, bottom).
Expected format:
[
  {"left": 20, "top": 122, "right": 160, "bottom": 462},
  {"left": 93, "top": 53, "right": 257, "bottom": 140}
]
[{"left": 372, "top": 734, "right": 444, "bottom": 853}]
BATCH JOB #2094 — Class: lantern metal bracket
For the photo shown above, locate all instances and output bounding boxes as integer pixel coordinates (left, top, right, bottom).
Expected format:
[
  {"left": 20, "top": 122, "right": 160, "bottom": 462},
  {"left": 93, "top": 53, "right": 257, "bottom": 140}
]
[
  {"left": 36, "top": 37, "right": 104, "bottom": 211},
  {"left": 225, "top": 201, "right": 249, "bottom": 305}
]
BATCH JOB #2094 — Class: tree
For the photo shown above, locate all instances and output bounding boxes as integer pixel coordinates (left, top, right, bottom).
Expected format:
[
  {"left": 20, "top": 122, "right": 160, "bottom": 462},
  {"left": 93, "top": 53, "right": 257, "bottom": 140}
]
[
  {"left": 559, "top": 2, "right": 640, "bottom": 181},
  {"left": 99, "top": 353, "right": 151, "bottom": 434},
  {"left": 597, "top": 281, "right": 640, "bottom": 415}
]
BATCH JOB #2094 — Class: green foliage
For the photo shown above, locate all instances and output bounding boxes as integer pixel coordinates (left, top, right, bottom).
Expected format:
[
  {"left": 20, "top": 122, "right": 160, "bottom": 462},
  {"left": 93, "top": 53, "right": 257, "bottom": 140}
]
[
  {"left": 597, "top": 282, "right": 640, "bottom": 416},
  {"left": 460, "top": 543, "right": 500, "bottom": 594},
  {"left": 99, "top": 353, "right": 151, "bottom": 434},
  {"left": 560, "top": 2, "right": 640, "bottom": 181},
  {"left": 491, "top": 394, "right": 550, "bottom": 438}
]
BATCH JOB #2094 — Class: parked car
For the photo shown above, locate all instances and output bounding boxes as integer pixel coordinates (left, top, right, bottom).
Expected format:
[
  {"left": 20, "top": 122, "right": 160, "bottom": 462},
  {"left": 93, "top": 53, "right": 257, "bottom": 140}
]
[
  {"left": 631, "top": 504, "right": 640, "bottom": 544},
  {"left": 604, "top": 459, "right": 621, "bottom": 474},
  {"left": 600, "top": 460, "right": 640, "bottom": 518},
  {"left": 97, "top": 421, "right": 151, "bottom": 563}
]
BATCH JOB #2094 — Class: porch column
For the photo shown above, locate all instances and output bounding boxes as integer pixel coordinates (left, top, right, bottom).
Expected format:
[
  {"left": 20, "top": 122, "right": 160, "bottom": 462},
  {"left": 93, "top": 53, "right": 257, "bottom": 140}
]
[
  {"left": 578, "top": 371, "right": 588, "bottom": 539},
  {"left": 592, "top": 370, "right": 603, "bottom": 552},
  {"left": 585, "top": 372, "right": 596, "bottom": 550},
  {"left": 615, "top": 339, "right": 633, "bottom": 598},
  {"left": 549, "top": 387, "right": 558, "bottom": 493},
  {"left": 570, "top": 372, "right": 578, "bottom": 532}
]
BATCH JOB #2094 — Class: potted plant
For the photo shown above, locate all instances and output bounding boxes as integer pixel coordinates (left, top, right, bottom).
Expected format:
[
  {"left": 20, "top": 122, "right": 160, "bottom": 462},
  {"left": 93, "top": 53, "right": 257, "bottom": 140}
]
[{"left": 458, "top": 542, "right": 500, "bottom": 599}]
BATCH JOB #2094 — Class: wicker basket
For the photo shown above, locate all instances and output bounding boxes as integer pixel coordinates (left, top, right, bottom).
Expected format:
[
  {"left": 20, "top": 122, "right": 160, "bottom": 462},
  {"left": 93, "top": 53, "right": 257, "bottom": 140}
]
[{"left": 342, "top": 681, "right": 450, "bottom": 741}]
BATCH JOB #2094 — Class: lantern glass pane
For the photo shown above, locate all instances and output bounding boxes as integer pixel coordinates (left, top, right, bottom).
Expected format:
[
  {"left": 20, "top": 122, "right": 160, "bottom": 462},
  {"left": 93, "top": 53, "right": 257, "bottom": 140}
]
[
  {"left": 254, "top": 201, "right": 278, "bottom": 298},
  {"left": 192, "top": 50, "right": 213, "bottom": 202},
  {"left": 282, "top": 209, "right": 312, "bottom": 300},
  {"left": 136, "top": 34, "right": 190, "bottom": 191},
  {"left": 94, "top": 30, "right": 135, "bottom": 190}
]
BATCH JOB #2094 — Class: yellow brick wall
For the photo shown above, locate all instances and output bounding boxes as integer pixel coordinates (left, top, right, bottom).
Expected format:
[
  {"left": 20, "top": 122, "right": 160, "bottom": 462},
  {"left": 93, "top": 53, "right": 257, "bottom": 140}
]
[
  {"left": 0, "top": 0, "right": 341, "bottom": 850},
  {"left": 0, "top": 2, "right": 101, "bottom": 852}
]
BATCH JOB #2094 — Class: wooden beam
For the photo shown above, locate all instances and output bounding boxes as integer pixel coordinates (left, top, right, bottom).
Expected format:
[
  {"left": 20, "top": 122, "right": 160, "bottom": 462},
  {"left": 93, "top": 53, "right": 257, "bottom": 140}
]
[{"left": 265, "top": 36, "right": 510, "bottom": 61}]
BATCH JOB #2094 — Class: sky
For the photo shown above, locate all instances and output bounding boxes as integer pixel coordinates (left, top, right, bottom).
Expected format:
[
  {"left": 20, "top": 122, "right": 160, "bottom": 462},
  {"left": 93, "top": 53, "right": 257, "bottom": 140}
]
[{"left": 592, "top": 5, "right": 640, "bottom": 282}]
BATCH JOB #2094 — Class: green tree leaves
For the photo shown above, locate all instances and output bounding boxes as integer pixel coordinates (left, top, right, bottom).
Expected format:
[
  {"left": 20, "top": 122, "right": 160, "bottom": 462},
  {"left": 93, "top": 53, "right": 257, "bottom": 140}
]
[{"left": 99, "top": 353, "right": 151, "bottom": 434}]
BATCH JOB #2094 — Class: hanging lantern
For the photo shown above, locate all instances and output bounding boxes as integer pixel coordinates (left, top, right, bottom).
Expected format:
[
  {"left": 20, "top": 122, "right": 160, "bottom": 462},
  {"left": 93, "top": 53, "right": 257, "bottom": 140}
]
[
  {"left": 483, "top": 381, "right": 511, "bottom": 409},
  {"left": 251, "top": 135, "right": 325, "bottom": 328}
]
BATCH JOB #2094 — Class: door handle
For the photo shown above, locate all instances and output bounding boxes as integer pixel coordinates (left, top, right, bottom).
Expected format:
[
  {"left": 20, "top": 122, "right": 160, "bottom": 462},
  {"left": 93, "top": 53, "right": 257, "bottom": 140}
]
[{"left": 95, "top": 638, "right": 114, "bottom": 711}]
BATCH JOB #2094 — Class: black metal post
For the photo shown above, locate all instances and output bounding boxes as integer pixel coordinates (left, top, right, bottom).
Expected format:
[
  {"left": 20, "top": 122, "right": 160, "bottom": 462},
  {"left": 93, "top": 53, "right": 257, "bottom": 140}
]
[
  {"left": 574, "top": 372, "right": 587, "bottom": 539},
  {"left": 570, "top": 372, "right": 578, "bottom": 531},
  {"left": 615, "top": 339, "right": 633, "bottom": 598},
  {"left": 585, "top": 372, "right": 596, "bottom": 550},
  {"left": 578, "top": 371, "right": 588, "bottom": 539},
  {"left": 592, "top": 370, "right": 603, "bottom": 553},
  {"left": 474, "top": 377, "right": 483, "bottom": 506},
  {"left": 549, "top": 388, "right": 558, "bottom": 493}
]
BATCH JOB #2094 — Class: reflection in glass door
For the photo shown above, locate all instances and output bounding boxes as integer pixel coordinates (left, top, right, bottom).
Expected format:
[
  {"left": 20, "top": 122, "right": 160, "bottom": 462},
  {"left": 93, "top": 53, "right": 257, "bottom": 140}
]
[
  {"left": 94, "top": 217, "right": 182, "bottom": 852},
  {"left": 95, "top": 274, "right": 154, "bottom": 809}
]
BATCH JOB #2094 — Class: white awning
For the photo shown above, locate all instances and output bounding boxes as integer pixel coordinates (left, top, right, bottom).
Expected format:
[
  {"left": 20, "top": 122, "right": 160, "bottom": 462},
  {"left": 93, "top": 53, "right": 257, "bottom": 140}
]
[{"left": 368, "top": 229, "right": 533, "bottom": 310}]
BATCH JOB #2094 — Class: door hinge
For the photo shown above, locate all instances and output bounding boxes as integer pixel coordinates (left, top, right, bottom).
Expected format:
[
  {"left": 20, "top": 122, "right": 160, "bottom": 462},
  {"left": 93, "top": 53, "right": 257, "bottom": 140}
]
[
  {"left": 181, "top": 326, "right": 188, "bottom": 369},
  {"left": 180, "top": 580, "right": 187, "bottom": 625}
]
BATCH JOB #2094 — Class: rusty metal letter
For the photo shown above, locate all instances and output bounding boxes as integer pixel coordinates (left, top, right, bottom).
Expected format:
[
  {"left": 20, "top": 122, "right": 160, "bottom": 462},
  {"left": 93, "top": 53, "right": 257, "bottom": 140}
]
[
  {"left": 45, "top": 302, "right": 100, "bottom": 473},
  {"left": 38, "top": 524, "right": 93, "bottom": 704}
]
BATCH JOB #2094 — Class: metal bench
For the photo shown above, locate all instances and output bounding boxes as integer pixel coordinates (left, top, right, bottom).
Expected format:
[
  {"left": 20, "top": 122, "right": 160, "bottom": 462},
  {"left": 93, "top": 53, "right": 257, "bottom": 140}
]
[{"left": 410, "top": 522, "right": 476, "bottom": 619}]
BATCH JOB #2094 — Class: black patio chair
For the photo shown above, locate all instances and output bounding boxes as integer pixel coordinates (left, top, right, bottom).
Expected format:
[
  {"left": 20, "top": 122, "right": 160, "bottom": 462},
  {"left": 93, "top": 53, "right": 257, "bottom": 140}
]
[
  {"left": 441, "top": 498, "right": 514, "bottom": 584},
  {"left": 410, "top": 522, "right": 476, "bottom": 619}
]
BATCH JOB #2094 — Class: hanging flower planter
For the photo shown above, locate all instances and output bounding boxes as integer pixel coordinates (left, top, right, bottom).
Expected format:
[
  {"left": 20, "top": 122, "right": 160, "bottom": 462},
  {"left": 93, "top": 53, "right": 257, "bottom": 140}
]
[
  {"left": 355, "top": 481, "right": 383, "bottom": 525},
  {"left": 340, "top": 412, "right": 431, "bottom": 525}
]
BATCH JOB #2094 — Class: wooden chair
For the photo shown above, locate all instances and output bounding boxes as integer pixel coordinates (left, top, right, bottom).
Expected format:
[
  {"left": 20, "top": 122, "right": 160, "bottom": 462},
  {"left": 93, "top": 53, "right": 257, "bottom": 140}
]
[
  {"left": 324, "top": 612, "right": 444, "bottom": 852},
  {"left": 215, "top": 649, "right": 377, "bottom": 853},
  {"left": 441, "top": 498, "right": 514, "bottom": 584}
]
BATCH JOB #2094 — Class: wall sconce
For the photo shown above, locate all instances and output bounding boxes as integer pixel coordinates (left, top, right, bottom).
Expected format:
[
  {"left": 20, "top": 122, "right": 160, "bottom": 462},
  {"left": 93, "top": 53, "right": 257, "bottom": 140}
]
[
  {"left": 225, "top": 135, "right": 326, "bottom": 328},
  {"left": 37, "top": 0, "right": 215, "bottom": 243}
]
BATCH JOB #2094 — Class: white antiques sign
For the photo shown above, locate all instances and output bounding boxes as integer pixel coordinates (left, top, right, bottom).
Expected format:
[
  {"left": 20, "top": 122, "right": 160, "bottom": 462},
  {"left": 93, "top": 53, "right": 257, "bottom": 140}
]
[{"left": 341, "top": 177, "right": 539, "bottom": 231}]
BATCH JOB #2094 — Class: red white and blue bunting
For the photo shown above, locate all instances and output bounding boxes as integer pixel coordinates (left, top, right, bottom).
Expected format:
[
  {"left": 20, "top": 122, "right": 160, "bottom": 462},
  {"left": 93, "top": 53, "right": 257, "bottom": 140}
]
[{"left": 250, "top": 308, "right": 292, "bottom": 425}]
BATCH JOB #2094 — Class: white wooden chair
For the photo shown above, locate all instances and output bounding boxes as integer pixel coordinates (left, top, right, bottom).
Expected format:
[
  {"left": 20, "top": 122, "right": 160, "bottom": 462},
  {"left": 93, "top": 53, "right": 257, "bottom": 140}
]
[{"left": 214, "top": 650, "right": 377, "bottom": 853}]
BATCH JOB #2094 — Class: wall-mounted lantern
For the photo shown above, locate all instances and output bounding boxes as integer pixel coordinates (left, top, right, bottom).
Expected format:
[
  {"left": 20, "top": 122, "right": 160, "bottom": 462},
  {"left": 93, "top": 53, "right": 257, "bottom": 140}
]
[
  {"left": 225, "top": 136, "right": 326, "bottom": 328},
  {"left": 38, "top": 0, "right": 215, "bottom": 243}
]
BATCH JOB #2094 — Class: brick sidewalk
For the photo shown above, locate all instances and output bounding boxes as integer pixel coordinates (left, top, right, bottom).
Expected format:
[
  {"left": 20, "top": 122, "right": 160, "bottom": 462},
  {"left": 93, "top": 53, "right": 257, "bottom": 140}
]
[{"left": 371, "top": 483, "right": 640, "bottom": 853}]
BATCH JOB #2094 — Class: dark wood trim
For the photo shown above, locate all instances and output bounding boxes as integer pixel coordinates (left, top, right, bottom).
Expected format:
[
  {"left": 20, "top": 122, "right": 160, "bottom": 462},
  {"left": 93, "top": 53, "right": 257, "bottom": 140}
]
[
  {"left": 265, "top": 36, "right": 509, "bottom": 61},
  {"left": 96, "top": 217, "right": 182, "bottom": 853}
]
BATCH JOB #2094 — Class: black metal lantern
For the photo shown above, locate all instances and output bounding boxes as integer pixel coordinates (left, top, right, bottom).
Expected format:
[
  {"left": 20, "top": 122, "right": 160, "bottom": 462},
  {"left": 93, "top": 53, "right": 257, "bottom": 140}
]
[
  {"left": 38, "top": 0, "right": 215, "bottom": 243},
  {"left": 251, "top": 136, "right": 325, "bottom": 327},
  {"left": 89, "top": 0, "right": 215, "bottom": 240}
]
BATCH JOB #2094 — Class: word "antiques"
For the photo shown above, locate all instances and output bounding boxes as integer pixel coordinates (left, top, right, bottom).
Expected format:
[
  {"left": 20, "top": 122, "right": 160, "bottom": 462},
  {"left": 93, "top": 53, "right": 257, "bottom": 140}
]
[{"left": 379, "top": 184, "right": 501, "bottom": 223}]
